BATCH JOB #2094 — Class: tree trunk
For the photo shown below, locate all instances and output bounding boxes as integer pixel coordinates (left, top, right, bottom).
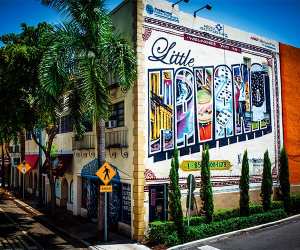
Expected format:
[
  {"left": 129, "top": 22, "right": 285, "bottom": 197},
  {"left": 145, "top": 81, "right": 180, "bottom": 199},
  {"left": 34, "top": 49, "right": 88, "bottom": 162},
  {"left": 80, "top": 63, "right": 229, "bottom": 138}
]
[
  {"left": 97, "top": 119, "right": 106, "bottom": 238},
  {"left": 19, "top": 131, "right": 25, "bottom": 193},
  {"left": 1, "top": 141, "right": 5, "bottom": 188}
]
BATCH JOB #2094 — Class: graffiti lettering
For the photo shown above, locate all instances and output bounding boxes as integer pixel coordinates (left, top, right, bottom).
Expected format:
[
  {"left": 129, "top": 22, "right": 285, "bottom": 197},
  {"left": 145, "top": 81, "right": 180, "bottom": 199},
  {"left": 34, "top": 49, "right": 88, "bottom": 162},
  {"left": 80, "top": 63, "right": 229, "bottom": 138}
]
[{"left": 148, "top": 37, "right": 195, "bottom": 67}]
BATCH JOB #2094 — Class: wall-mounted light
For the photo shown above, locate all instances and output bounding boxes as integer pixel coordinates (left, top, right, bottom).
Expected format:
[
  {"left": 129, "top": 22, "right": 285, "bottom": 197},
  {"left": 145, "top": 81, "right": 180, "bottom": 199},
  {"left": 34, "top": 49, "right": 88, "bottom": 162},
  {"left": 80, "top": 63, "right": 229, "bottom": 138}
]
[
  {"left": 194, "top": 4, "right": 212, "bottom": 17},
  {"left": 172, "top": 0, "right": 189, "bottom": 8}
]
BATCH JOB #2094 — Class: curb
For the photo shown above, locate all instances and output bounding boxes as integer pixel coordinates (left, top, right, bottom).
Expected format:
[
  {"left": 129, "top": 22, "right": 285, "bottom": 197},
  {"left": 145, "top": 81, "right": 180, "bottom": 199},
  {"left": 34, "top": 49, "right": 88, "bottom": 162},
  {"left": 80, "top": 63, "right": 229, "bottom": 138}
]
[
  {"left": 11, "top": 194, "right": 91, "bottom": 249},
  {"left": 168, "top": 214, "right": 300, "bottom": 249}
]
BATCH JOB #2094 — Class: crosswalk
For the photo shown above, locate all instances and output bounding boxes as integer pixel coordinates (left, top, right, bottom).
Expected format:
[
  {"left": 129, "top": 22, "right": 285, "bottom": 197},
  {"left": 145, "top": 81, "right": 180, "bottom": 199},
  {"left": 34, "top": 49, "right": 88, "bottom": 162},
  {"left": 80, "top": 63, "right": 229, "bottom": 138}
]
[{"left": 198, "top": 246, "right": 221, "bottom": 250}]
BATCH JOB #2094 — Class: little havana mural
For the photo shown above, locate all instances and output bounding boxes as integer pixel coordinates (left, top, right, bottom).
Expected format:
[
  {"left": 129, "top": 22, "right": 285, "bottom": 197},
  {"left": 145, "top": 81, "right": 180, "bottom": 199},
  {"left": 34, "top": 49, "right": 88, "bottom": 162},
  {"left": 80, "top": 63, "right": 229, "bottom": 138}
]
[
  {"left": 147, "top": 29, "right": 273, "bottom": 160},
  {"left": 148, "top": 61, "right": 272, "bottom": 157}
]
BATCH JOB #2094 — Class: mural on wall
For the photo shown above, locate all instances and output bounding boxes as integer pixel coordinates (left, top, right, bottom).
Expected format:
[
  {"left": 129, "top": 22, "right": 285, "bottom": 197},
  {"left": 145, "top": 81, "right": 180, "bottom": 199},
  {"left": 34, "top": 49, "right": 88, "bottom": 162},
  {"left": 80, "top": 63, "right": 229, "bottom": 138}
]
[
  {"left": 149, "top": 70, "right": 174, "bottom": 154},
  {"left": 175, "top": 69, "right": 195, "bottom": 148},
  {"left": 148, "top": 63, "right": 272, "bottom": 158},
  {"left": 195, "top": 67, "right": 213, "bottom": 142},
  {"left": 233, "top": 64, "right": 252, "bottom": 134},
  {"left": 214, "top": 66, "right": 234, "bottom": 139}
]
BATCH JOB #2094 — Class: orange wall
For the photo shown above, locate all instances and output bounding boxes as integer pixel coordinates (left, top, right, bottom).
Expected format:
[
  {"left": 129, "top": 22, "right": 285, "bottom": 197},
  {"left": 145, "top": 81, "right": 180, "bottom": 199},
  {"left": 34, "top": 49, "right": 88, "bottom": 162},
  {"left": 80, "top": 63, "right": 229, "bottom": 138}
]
[{"left": 280, "top": 43, "right": 300, "bottom": 184}]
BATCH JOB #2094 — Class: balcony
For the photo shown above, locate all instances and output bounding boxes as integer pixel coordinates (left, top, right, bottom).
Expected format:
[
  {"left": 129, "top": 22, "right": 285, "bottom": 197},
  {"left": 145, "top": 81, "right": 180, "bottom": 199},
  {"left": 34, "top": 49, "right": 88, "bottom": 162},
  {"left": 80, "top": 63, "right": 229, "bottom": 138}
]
[
  {"left": 105, "top": 127, "right": 128, "bottom": 149},
  {"left": 72, "top": 134, "right": 95, "bottom": 150}
]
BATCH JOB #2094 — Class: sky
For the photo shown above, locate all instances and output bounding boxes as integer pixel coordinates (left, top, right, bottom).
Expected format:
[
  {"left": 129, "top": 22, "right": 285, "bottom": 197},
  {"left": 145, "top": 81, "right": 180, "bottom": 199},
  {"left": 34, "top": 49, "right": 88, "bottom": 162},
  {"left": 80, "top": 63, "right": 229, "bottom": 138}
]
[{"left": 0, "top": 0, "right": 299, "bottom": 48}]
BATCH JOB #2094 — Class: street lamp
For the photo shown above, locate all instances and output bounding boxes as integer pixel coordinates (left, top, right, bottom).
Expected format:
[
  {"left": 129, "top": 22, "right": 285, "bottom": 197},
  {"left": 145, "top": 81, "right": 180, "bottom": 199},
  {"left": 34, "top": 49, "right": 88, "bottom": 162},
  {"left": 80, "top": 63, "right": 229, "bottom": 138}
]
[
  {"left": 194, "top": 4, "right": 212, "bottom": 17},
  {"left": 172, "top": 0, "right": 189, "bottom": 8}
]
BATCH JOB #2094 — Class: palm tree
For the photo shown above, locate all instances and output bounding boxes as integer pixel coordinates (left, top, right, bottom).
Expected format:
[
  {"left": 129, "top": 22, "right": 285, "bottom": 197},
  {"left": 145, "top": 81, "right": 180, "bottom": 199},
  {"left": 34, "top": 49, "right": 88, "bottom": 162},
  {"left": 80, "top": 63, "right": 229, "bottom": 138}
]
[{"left": 40, "top": 0, "right": 136, "bottom": 233}]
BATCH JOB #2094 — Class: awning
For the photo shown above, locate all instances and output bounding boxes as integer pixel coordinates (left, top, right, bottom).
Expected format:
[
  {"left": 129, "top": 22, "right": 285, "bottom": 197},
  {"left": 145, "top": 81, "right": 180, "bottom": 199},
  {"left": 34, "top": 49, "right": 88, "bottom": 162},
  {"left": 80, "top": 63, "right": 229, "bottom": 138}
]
[
  {"left": 25, "top": 154, "right": 39, "bottom": 170},
  {"left": 52, "top": 154, "right": 73, "bottom": 176}
]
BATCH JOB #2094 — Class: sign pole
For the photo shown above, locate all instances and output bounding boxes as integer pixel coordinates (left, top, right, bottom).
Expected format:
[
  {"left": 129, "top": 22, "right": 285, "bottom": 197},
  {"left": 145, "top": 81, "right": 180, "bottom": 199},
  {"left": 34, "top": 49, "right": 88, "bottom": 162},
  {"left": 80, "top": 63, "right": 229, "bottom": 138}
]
[
  {"left": 187, "top": 174, "right": 192, "bottom": 227},
  {"left": 23, "top": 173, "right": 25, "bottom": 200},
  {"left": 104, "top": 192, "right": 108, "bottom": 241}
]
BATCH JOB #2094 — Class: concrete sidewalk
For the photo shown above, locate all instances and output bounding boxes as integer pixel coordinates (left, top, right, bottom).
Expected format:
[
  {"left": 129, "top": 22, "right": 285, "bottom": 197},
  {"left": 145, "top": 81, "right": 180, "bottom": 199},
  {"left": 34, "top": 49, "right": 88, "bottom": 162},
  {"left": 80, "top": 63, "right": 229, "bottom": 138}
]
[{"left": 3, "top": 189, "right": 150, "bottom": 250}]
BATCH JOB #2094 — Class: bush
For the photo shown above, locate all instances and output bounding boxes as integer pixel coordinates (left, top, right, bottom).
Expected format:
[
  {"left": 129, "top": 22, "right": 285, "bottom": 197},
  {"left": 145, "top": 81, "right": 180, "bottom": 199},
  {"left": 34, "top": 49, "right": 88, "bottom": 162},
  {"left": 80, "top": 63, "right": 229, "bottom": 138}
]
[
  {"left": 240, "top": 150, "right": 250, "bottom": 216},
  {"left": 169, "top": 148, "right": 184, "bottom": 239},
  {"left": 184, "top": 209, "right": 287, "bottom": 245},
  {"left": 290, "top": 195, "right": 300, "bottom": 213},
  {"left": 261, "top": 150, "right": 273, "bottom": 211},
  {"left": 279, "top": 147, "right": 291, "bottom": 213},
  {"left": 200, "top": 145, "right": 214, "bottom": 222},
  {"left": 148, "top": 202, "right": 285, "bottom": 245}
]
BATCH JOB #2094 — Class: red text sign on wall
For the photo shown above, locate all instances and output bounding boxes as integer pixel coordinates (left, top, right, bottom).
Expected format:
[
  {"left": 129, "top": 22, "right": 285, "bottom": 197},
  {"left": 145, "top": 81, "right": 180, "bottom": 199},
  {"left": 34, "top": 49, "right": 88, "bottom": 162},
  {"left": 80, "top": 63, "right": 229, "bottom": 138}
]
[{"left": 184, "top": 34, "right": 241, "bottom": 53}]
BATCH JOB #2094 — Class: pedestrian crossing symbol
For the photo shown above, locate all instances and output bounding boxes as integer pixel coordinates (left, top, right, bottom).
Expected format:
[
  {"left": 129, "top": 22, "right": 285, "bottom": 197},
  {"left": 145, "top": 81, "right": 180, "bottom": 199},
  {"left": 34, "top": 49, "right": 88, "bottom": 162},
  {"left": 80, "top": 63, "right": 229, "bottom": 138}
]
[
  {"left": 96, "top": 162, "right": 116, "bottom": 185},
  {"left": 17, "top": 162, "right": 31, "bottom": 175}
]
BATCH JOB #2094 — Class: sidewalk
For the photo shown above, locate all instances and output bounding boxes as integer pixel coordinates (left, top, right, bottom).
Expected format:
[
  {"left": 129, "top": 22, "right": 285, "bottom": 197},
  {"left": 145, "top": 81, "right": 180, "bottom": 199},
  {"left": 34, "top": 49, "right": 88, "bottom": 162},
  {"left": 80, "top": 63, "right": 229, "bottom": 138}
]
[{"left": 3, "top": 189, "right": 150, "bottom": 250}]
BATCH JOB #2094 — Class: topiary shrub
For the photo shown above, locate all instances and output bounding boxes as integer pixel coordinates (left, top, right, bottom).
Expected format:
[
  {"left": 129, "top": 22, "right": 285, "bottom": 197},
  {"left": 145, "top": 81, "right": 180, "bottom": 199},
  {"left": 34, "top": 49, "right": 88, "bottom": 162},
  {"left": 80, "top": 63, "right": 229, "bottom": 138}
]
[
  {"left": 279, "top": 147, "right": 291, "bottom": 213},
  {"left": 169, "top": 148, "right": 184, "bottom": 240},
  {"left": 261, "top": 150, "right": 273, "bottom": 211},
  {"left": 240, "top": 150, "right": 250, "bottom": 216}
]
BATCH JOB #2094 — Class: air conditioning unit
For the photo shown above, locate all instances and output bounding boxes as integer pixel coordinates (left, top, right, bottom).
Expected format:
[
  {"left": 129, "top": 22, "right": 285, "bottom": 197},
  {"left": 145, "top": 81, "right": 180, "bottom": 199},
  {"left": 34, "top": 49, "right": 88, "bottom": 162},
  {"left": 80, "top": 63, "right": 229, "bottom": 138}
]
[{"left": 108, "top": 120, "right": 117, "bottom": 128}]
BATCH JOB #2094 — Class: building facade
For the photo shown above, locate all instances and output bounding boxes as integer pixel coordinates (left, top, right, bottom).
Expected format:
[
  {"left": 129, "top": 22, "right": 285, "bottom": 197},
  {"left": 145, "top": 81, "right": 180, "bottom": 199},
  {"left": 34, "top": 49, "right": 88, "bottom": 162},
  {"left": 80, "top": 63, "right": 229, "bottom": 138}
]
[{"left": 8, "top": 0, "right": 300, "bottom": 243}]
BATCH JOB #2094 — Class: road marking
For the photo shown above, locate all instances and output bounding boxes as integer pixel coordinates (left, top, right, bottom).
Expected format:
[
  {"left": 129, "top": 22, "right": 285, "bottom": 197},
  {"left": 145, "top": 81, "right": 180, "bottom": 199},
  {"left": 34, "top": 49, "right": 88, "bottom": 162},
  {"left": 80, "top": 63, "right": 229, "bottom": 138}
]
[{"left": 198, "top": 245, "right": 221, "bottom": 250}]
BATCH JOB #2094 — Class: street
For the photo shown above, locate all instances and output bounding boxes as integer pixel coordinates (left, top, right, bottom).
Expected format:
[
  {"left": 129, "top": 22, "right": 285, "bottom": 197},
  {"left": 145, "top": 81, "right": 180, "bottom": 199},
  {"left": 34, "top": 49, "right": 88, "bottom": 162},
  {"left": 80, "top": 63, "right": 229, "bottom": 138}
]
[
  {"left": 0, "top": 191, "right": 87, "bottom": 250},
  {"left": 183, "top": 217, "right": 300, "bottom": 250}
]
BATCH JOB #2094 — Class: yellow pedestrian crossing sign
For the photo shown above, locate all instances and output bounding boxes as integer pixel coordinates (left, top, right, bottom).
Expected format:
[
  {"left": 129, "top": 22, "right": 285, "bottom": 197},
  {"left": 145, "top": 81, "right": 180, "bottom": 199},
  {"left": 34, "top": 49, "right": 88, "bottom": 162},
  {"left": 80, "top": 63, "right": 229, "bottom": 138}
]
[
  {"left": 96, "top": 162, "right": 116, "bottom": 185},
  {"left": 17, "top": 162, "right": 31, "bottom": 175}
]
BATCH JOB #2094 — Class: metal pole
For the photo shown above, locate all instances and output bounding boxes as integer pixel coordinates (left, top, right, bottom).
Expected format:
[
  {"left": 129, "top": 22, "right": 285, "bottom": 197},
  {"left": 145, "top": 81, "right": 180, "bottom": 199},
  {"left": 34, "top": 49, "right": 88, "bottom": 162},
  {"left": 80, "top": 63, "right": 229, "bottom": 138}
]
[
  {"left": 23, "top": 173, "right": 25, "bottom": 200},
  {"left": 187, "top": 175, "right": 192, "bottom": 227},
  {"left": 104, "top": 192, "right": 108, "bottom": 241}
]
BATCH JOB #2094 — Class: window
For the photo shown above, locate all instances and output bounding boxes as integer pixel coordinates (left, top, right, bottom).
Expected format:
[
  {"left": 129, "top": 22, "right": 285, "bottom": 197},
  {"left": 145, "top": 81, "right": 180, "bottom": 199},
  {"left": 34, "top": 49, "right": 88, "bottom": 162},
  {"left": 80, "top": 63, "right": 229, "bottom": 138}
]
[
  {"left": 58, "top": 115, "right": 73, "bottom": 133},
  {"left": 25, "top": 131, "right": 32, "bottom": 140},
  {"left": 69, "top": 180, "right": 74, "bottom": 204},
  {"left": 81, "top": 178, "right": 87, "bottom": 209},
  {"left": 82, "top": 119, "right": 93, "bottom": 132},
  {"left": 121, "top": 183, "right": 131, "bottom": 225},
  {"left": 13, "top": 157, "right": 20, "bottom": 166},
  {"left": 106, "top": 101, "right": 124, "bottom": 128}
]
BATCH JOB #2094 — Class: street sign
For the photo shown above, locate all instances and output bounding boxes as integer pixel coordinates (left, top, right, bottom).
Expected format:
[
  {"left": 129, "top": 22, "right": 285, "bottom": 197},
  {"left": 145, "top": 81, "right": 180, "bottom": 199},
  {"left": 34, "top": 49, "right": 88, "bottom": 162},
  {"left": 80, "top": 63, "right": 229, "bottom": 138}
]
[
  {"left": 17, "top": 162, "right": 31, "bottom": 175},
  {"left": 100, "top": 185, "right": 112, "bottom": 193},
  {"left": 96, "top": 162, "right": 116, "bottom": 185}
]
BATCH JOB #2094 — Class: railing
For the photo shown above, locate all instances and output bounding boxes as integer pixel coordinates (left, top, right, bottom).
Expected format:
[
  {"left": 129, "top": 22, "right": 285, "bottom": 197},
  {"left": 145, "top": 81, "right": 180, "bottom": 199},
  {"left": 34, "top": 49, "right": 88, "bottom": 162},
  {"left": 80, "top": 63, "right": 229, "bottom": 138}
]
[
  {"left": 105, "top": 127, "right": 128, "bottom": 148},
  {"left": 72, "top": 134, "right": 96, "bottom": 150}
]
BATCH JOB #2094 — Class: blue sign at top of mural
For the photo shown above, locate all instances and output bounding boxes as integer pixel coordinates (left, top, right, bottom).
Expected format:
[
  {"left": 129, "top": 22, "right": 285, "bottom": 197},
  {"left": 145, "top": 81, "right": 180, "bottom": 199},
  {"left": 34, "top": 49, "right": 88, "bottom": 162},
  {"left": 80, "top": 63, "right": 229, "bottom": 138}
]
[
  {"left": 146, "top": 4, "right": 179, "bottom": 23},
  {"left": 199, "top": 23, "right": 228, "bottom": 38}
]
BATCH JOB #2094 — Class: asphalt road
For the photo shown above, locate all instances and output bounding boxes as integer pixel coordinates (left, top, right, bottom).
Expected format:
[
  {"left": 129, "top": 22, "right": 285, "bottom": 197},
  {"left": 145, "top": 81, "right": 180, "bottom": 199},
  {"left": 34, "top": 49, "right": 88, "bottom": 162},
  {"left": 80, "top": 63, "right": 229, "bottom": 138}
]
[
  {"left": 0, "top": 191, "right": 87, "bottom": 250},
  {"left": 184, "top": 217, "right": 300, "bottom": 250}
]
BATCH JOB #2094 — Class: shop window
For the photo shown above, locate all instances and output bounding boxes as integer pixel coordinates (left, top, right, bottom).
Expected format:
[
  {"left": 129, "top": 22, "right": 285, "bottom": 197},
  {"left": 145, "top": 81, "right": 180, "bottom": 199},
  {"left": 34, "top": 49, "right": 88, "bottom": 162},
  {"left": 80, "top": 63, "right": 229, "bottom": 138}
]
[
  {"left": 14, "top": 145, "right": 20, "bottom": 153},
  {"left": 106, "top": 101, "right": 124, "bottom": 128},
  {"left": 81, "top": 178, "right": 87, "bottom": 209},
  {"left": 70, "top": 180, "right": 74, "bottom": 204},
  {"left": 121, "top": 183, "right": 131, "bottom": 225},
  {"left": 13, "top": 157, "right": 20, "bottom": 166}
]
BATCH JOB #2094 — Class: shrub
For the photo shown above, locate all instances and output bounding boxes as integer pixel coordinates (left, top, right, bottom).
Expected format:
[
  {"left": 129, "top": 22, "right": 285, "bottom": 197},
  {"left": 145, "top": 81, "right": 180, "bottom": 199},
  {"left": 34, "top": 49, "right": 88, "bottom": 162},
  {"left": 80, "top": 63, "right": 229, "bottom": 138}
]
[
  {"left": 148, "top": 202, "right": 285, "bottom": 245},
  {"left": 184, "top": 209, "right": 287, "bottom": 245},
  {"left": 261, "top": 150, "right": 273, "bottom": 211},
  {"left": 240, "top": 150, "right": 250, "bottom": 216},
  {"left": 279, "top": 147, "right": 291, "bottom": 213},
  {"left": 290, "top": 195, "right": 300, "bottom": 213},
  {"left": 169, "top": 148, "right": 184, "bottom": 239},
  {"left": 201, "top": 145, "right": 214, "bottom": 222}
]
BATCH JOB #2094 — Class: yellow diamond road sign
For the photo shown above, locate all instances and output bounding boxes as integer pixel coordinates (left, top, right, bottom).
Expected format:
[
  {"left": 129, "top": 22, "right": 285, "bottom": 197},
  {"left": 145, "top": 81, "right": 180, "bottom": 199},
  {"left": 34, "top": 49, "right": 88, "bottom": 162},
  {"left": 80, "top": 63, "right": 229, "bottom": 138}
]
[
  {"left": 96, "top": 162, "right": 116, "bottom": 185},
  {"left": 17, "top": 162, "right": 31, "bottom": 175}
]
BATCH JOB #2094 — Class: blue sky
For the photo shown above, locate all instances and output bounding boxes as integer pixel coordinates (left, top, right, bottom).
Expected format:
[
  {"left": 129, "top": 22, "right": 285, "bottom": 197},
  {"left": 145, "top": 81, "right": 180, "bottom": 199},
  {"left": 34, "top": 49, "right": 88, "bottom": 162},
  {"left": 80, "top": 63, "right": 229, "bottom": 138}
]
[{"left": 0, "top": 0, "right": 299, "bottom": 48}]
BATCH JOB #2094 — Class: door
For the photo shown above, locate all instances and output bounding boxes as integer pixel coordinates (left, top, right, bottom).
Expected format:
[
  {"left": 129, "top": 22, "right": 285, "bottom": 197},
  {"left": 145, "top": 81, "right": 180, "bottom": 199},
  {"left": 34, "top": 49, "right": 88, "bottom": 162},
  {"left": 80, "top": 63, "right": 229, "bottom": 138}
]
[{"left": 149, "top": 184, "right": 168, "bottom": 222}]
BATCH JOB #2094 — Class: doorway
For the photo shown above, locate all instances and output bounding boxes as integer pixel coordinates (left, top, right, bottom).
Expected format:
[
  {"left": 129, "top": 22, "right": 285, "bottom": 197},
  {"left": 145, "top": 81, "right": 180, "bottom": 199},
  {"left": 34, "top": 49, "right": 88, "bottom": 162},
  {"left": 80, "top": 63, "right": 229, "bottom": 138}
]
[{"left": 149, "top": 184, "right": 168, "bottom": 222}]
